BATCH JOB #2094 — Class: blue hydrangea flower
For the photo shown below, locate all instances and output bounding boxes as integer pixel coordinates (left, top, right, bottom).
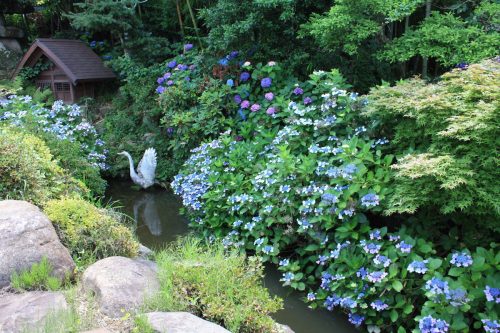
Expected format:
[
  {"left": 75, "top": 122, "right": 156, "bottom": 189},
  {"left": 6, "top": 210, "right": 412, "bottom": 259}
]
[
  {"left": 366, "top": 271, "right": 387, "bottom": 283},
  {"left": 303, "top": 96, "right": 313, "bottom": 105},
  {"left": 262, "top": 245, "right": 274, "bottom": 254},
  {"left": 484, "top": 286, "right": 500, "bottom": 303},
  {"left": 279, "top": 259, "right": 290, "bottom": 266},
  {"left": 419, "top": 315, "right": 450, "bottom": 333},
  {"left": 261, "top": 77, "right": 272, "bottom": 88},
  {"left": 425, "top": 277, "right": 449, "bottom": 295},
  {"left": 226, "top": 79, "right": 234, "bottom": 87},
  {"left": 408, "top": 260, "right": 428, "bottom": 274},
  {"left": 450, "top": 252, "right": 473, "bottom": 267},
  {"left": 361, "top": 240, "right": 381, "bottom": 254},
  {"left": 184, "top": 43, "right": 193, "bottom": 51},
  {"left": 361, "top": 193, "right": 379, "bottom": 208},
  {"left": 373, "top": 255, "right": 391, "bottom": 268},
  {"left": 167, "top": 60, "right": 177, "bottom": 68},
  {"left": 348, "top": 313, "right": 365, "bottom": 327},
  {"left": 281, "top": 272, "right": 294, "bottom": 284},
  {"left": 446, "top": 288, "right": 469, "bottom": 307},
  {"left": 356, "top": 267, "right": 368, "bottom": 279},
  {"left": 157, "top": 77, "right": 165, "bottom": 84},
  {"left": 89, "top": 41, "right": 96, "bottom": 48},
  {"left": 396, "top": 241, "right": 413, "bottom": 253},
  {"left": 218, "top": 58, "right": 229, "bottom": 66},
  {"left": 156, "top": 86, "right": 165, "bottom": 94},
  {"left": 240, "top": 72, "right": 250, "bottom": 82},
  {"left": 307, "top": 292, "right": 316, "bottom": 301},
  {"left": 370, "top": 300, "right": 389, "bottom": 311},
  {"left": 482, "top": 319, "right": 500, "bottom": 333}
]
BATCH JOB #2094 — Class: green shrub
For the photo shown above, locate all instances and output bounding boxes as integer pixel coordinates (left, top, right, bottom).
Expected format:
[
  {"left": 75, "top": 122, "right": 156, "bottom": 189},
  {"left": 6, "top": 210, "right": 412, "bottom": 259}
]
[
  {"left": 44, "top": 198, "right": 139, "bottom": 267},
  {"left": 151, "top": 237, "right": 283, "bottom": 333},
  {"left": 0, "top": 127, "right": 87, "bottom": 205},
  {"left": 11, "top": 257, "right": 64, "bottom": 291},
  {"left": 365, "top": 59, "right": 500, "bottom": 234}
]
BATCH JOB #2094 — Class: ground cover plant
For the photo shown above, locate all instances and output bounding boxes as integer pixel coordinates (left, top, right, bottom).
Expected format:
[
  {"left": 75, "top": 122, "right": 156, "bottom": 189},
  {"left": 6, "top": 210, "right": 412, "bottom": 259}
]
[
  {"left": 10, "top": 257, "right": 65, "bottom": 292},
  {"left": 151, "top": 236, "right": 283, "bottom": 333},
  {"left": 44, "top": 198, "right": 138, "bottom": 269}
]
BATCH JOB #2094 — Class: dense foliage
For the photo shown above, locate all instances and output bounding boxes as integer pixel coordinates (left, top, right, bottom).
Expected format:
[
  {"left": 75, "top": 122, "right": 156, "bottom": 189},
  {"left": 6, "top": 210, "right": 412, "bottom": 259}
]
[
  {"left": 152, "top": 237, "right": 283, "bottom": 333},
  {"left": 172, "top": 64, "right": 500, "bottom": 332},
  {"left": 0, "top": 95, "right": 107, "bottom": 196},
  {"left": 44, "top": 198, "right": 138, "bottom": 268},
  {"left": 365, "top": 59, "right": 500, "bottom": 237},
  {"left": 0, "top": 127, "right": 86, "bottom": 204}
]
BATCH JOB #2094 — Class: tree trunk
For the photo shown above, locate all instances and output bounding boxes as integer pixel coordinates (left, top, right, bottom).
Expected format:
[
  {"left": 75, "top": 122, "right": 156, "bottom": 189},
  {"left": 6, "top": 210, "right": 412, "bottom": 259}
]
[
  {"left": 185, "top": 0, "right": 203, "bottom": 50},
  {"left": 175, "top": 0, "right": 185, "bottom": 37},
  {"left": 422, "top": 0, "right": 432, "bottom": 79},
  {"left": 401, "top": 15, "right": 410, "bottom": 77}
]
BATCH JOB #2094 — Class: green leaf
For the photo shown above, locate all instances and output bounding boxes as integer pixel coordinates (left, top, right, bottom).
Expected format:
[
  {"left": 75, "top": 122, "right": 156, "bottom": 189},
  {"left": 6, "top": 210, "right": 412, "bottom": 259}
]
[
  {"left": 392, "top": 280, "right": 403, "bottom": 292},
  {"left": 428, "top": 258, "right": 443, "bottom": 270},
  {"left": 390, "top": 309, "right": 399, "bottom": 322}
]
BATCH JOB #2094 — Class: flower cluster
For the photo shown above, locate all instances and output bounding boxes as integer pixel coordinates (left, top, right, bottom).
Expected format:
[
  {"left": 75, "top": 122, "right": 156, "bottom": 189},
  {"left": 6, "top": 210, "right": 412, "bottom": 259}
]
[{"left": 0, "top": 95, "right": 107, "bottom": 169}]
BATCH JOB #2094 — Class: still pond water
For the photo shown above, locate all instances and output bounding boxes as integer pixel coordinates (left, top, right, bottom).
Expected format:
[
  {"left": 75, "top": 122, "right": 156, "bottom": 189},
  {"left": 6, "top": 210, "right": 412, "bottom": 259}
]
[{"left": 106, "top": 180, "right": 357, "bottom": 333}]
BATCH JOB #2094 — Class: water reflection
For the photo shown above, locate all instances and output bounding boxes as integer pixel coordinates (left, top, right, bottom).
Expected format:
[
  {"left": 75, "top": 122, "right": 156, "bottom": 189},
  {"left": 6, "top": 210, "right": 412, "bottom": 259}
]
[
  {"left": 106, "top": 179, "right": 357, "bottom": 333},
  {"left": 105, "top": 180, "right": 188, "bottom": 247}
]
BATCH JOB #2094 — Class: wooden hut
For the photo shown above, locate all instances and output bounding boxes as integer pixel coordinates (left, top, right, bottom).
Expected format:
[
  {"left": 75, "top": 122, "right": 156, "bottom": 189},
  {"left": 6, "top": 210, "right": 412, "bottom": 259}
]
[{"left": 13, "top": 39, "right": 116, "bottom": 103}]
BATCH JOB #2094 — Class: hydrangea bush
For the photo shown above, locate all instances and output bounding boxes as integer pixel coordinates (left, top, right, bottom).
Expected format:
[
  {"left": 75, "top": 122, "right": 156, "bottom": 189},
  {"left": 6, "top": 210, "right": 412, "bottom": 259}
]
[
  {"left": 0, "top": 95, "right": 107, "bottom": 170},
  {"left": 172, "top": 68, "right": 500, "bottom": 332}
]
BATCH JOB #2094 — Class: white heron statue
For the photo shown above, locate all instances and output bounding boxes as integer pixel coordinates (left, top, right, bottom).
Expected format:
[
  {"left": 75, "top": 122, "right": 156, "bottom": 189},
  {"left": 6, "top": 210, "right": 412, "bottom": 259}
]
[{"left": 118, "top": 148, "right": 157, "bottom": 189}]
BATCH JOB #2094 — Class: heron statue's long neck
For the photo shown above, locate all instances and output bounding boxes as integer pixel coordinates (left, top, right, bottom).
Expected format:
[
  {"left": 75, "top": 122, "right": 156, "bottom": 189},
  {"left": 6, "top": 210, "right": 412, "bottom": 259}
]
[{"left": 124, "top": 152, "right": 139, "bottom": 180}]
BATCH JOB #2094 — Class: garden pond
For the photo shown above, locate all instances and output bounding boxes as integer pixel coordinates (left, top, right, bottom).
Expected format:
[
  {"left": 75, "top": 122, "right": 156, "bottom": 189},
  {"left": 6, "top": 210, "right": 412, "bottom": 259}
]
[{"left": 106, "top": 179, "right": 357, "bottom": 333}]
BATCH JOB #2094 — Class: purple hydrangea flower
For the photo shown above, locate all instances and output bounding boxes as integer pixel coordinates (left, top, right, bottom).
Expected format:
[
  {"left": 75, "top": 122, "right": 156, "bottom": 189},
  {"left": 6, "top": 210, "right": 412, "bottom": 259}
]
[
  {"left": 261, "top": 77, "right": 272, "bottom": 88},
  {"left": 484, "top": 286, "right": 500, "bottom": 303},
  {"left": 266, "top": 107, "right": 276, "bottom": 115},
  {"left": 408, "top": 260, "right": 428, "bottom": 274},
  {"left": 184, "top": 43, "right": 193, "bottom": 51},
  {"left": 250, "top": 104, "right": 261, "bottom": 112},
  {"left": 240, "top": 72, "right": 250, "bottom": 82},
  {"left": 293, "top": 86, "right": 304, "bottom": 95},
  {"left": 156, "top": 86, "right": 165, "bottom": 94},
  {"left": 303, "top": 96, "right": 313, "bottom": 105},
  {"left": 265, "top": 92, "right": 274, "bottom": 101},
  {"left": 229, "top": 50, "right": 239, "bottom": 59},
  {"left": 450, "top": 252, "right": 473, "bottom": 267},
  {"left": 177, "top": 64, "right": 188, "bottom": 71},
  {"left": 241, "top": 100, "right": 250, "bottom": 109},
  {"left": 370, "top": 300, "right": 389, "bottom": 311},
  {"left": 419, "top": 315, "right": 450, "bottom": 333},
  {"left": 167, "top": 60, "right": 177, "bottom": 68},
  {"left": 157, "top": 77, "right": 165, "bottom": 84},
  {"left": 163, "top": 72, "right": 172, "bottom": 79},
  {"left": 234, "top": 95, "right": 242, "bottom": 104},
  {"left": 185, "top": 76, "right": 191, "bottom": 82},
  {"left": 167, "top": 80, "right": 174, "bottom": 86}
]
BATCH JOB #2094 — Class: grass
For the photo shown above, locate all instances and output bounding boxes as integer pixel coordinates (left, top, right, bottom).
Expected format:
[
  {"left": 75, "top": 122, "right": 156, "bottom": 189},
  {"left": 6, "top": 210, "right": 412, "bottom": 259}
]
[
  {"left": 10, "top": 257, "right": 66, "bottom": 292},
  {"left": 20, "top": 286, "right": 100, "bottom": 333},
  {"left": 148, "top": 236, "right": 283, "bottom": 333}
]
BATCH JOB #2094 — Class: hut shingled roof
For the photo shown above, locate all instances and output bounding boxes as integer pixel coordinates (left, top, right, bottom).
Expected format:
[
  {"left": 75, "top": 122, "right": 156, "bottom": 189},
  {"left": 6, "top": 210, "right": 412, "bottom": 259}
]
[{"left": 13, "top": 38, "right": 116, "bottom": 84}]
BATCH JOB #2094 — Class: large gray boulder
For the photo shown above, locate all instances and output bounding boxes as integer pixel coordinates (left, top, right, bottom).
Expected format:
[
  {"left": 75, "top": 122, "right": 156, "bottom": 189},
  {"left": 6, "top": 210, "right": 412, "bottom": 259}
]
[
  {"left": 0, "top": 291, "right": 68, "bottom": 332},
  {"left": 0, "top": 200, "right": 76, "bottom": 288},
  {"left": 82, "top": 256, "right": 160, "bottom": 318},
  {"left": 145, "top": 312, "right": 231, "bottom": 333}
]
